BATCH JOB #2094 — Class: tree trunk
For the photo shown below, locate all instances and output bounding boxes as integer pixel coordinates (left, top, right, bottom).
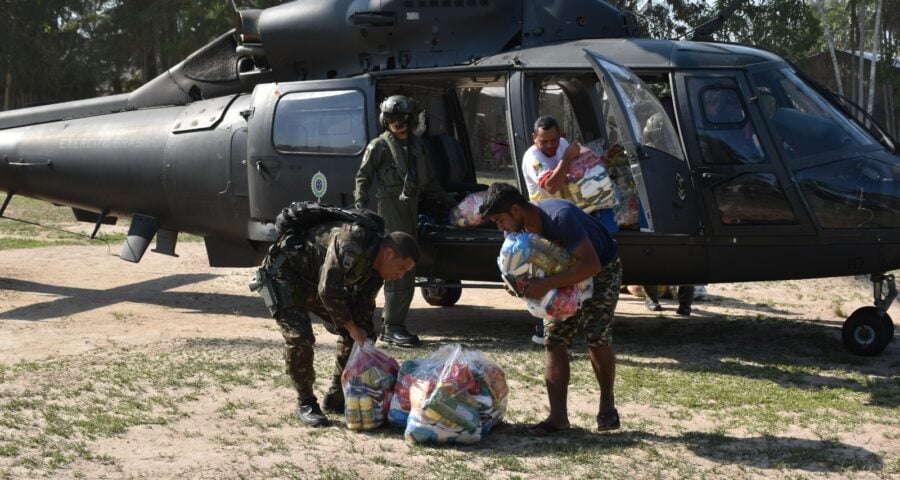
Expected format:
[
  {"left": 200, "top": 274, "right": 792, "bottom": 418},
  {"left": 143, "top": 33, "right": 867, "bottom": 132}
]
[
  {"left": 885, "top": 85, "right": 894, "bottom": 136},
  {"left": 815, "top": 0, "right": 844, "bottom": 96},
  {"left": 2, "top": 70, "right": 10, "bottom": 111},
  {"left": 888, "top": 85, "right": 897, "bottom": 138},
  {"left": 857, "top": 0, "right": 866, "bottom": 108},
  {"left": 866, "top": 0, "right": 883, "bottom": 115}
]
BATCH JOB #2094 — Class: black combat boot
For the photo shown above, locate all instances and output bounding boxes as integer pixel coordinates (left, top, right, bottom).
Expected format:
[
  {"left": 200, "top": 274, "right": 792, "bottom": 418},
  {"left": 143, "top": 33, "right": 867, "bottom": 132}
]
[
  {"left": 322, "top": 380, "right": 345, "bottom": 414},
  {"left": 378, "top": 324, "right": 420, "bottom": 348},
  {"left": 676, "top": 285, "right": 694, "bottom": 316},
  {"left": 295, "top": 398, "right": 329, "bottom": 427}
]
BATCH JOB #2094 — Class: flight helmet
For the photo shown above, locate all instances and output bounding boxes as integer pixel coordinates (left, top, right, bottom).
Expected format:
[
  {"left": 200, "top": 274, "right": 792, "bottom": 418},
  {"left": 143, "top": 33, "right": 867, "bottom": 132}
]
[{"left": 379, "top": 95, "right": 418, "bottom": 129}]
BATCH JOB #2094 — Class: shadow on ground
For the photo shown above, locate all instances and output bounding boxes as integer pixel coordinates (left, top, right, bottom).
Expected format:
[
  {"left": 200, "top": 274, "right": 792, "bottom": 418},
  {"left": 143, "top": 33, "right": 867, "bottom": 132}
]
[
  {"left": 404, "top": 299, "right": 899, "bottom": 408},
  {"left": 356, "top": 424, "right": 883, "bottom": 474},
  {"left": 0, "top": 275, "right": 269, "bottom": 321}
]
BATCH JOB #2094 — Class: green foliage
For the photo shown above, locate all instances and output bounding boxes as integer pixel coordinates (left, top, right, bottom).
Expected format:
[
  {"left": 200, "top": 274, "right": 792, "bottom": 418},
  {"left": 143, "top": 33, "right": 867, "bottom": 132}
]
[
  {"left": 714, "top": 0, "right": 823, "bottom": 62},
  {"left": 0, "top": 0, "right": 285, "bottom": 109},
  {"left": 615, "top": 0, "right": 823, "bottom": 62}
]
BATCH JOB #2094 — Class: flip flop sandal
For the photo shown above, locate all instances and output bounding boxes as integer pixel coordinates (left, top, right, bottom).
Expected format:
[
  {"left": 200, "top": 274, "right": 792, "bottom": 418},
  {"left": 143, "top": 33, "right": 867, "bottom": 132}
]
[
  {"left": 527, "top": 421, "right": 569, "bottom": 437},
  {"left": 597, "top": 408, "right": 620, "bottom": 432}
]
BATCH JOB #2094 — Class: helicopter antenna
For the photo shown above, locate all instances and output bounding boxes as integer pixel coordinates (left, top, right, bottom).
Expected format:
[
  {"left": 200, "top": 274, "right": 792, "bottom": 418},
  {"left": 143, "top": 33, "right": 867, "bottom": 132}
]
[
  {"left": 682, "top": 0, "right": 745, "bottom": 42},
  {"left": 229, "top": 0, "right": 239, "bottom": 14}
]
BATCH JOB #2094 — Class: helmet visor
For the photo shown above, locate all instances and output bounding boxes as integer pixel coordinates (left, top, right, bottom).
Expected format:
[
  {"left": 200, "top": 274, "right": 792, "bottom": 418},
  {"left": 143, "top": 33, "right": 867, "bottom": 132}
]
[{"left": 384, "top": 113, "right": 409, "bottom": 128}]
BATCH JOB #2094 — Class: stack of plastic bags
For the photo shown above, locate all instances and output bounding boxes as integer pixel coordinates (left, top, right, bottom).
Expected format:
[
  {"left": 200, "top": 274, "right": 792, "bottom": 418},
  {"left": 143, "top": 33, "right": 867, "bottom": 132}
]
[
  {"left": 388, "top": 344, "right": 508, "bottom": 445},
  {"left": 449, "top": 191, "right": 487, "bottom": 227},
  {"left": 498, "top": 232, "right": 593, "bottom": 321},
  {"left": 341, "top": 340, "right": 400, "bottom": 431},
  {"left": 584, "top": 141, "right": 640, "bottom": 229},
  {"left": 562, "top": 146, "right": 619, "bottom": 214}
]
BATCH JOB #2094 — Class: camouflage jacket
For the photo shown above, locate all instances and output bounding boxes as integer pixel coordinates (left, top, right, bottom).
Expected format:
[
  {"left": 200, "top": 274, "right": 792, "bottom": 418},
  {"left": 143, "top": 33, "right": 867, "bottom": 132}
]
[
  {"left": 265, "top": 220, "right": 383, "bottom": 328},
  {"left": 353, "top": 130, "right": 446, "bottom": 208}
]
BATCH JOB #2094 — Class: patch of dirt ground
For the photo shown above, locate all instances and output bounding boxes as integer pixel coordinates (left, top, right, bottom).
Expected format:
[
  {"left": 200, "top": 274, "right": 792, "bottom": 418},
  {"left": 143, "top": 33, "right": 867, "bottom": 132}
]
[{"left": 1, "top": 242, "right": 898, "bottom": 479}]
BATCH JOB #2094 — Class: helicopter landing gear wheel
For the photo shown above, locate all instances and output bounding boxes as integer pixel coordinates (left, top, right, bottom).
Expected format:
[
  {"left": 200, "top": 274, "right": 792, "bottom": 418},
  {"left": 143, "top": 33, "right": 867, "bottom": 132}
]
[
  {"left": 841, "top": 273, "right": 896, "bottom": 356},
  {"left": 420, "top": 278, "right": 462, "bottom": 307},
  {"left": 841, "top": 307, "right": 892, "bottom": 356}
]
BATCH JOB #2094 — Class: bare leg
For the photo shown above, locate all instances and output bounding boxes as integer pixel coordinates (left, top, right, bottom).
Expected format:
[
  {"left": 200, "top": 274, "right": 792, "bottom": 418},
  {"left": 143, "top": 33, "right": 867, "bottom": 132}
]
[
  {"left": 588, "top": 344, "right": 616, "bottom": 413},
  {"left": 543, "top": 343, "right": 572, "bottom": 428}
]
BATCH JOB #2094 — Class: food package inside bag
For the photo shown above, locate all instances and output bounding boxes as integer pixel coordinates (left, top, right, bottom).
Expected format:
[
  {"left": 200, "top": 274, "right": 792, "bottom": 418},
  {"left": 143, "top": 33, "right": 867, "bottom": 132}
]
[
  {"left": 593, "top": 142, "right": 640, "bottom": 229},
  {"left": 498, "top": 232, "right": 573, "bottom": 279},
  {"left": 563, "top": 146, "right": 620, "bottom": 213},
  {"left": 465, "top": 350, "right": 509, "bottom": 435},
  {"left": 340, "top": 340, "right": 400, "bottom": 431},
  {"left": 525, "top": 278, "right": 594, "bottom": 321},
  {"left": 387, "top": 352, "right": 448, "bottom": 429},
  {"left": 449, "top": 191, "right": 488, "bottom": 227},
  {"left": 498, "top": 232, "right": 594, "bottom": 321},
  {"left": 398, "top": 344, "right": 509, "bottom": 445}
]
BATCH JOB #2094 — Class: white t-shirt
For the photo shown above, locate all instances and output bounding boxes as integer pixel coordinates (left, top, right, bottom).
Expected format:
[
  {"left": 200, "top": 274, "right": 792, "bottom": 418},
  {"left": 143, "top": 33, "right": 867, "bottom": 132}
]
[{"left": 521, "top": 137, "right": 569, "bottom": 201}]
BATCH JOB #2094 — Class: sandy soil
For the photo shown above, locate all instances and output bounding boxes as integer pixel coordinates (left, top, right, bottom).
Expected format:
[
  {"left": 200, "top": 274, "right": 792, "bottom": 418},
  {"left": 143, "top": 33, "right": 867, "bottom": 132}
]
[{"left": 0, "top": 242, "right": 898, "bottom": 479}]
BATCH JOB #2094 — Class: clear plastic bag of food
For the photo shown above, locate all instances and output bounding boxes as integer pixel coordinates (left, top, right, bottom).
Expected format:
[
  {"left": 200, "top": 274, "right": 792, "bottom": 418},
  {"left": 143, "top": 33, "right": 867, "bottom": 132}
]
[
  {"left": 449, "top": 191, "right": 488, "bottom": 227},
  {"left": 564, "top": 146, "right": 620, "bottom": 212},
  {"left": 341, "top": 340, "right": 400, "bottom": 431},
  {"left": 498, "top": 232, "right": 593, "bottom": 321},
  {"left": 390, "top": 344, "right": 508, "bottom": 445}
]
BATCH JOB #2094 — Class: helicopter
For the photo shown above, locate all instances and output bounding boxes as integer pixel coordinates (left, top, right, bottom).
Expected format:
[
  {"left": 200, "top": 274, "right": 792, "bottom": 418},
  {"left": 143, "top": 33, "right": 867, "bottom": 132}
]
[{"left": 0, "top": 0, "right": 897, "bottom": 355}]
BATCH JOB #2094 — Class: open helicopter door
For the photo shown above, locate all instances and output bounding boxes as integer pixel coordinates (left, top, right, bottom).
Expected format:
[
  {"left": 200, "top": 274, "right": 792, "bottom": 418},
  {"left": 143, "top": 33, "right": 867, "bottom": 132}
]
[
  {"left": 584, "top": 50, "right": 699, "bottom": 234},
  {"left": 245, "top": 77, "right": 376, "bottom": 224}
]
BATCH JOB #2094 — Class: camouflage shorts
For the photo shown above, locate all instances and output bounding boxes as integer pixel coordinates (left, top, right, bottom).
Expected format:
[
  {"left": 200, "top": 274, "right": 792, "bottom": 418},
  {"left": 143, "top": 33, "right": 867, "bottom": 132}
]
[{"left": 544, "top": 258, "right": 622, "bottom": 348}]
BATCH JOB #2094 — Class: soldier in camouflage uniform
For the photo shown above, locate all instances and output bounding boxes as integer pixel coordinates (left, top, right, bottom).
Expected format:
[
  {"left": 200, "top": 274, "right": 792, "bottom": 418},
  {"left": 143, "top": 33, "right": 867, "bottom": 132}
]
[
  {"left": 354, "top": 94, "right": 449, "bottom": 347},
  {"left": 479, "top": 183, "right": 623, "bottom": 436},
  {"left": 256, "top": 213, "right": 419, "bottom": 426}
]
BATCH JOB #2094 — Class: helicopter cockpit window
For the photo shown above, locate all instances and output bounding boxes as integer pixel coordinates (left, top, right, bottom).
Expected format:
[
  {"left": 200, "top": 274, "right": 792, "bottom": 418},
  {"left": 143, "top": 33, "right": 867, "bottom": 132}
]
[
  {"left": 689, "top": 79, "right": 766, "bottom": 165},
  {"left": 752, "top": 68, "right": 874, "bottom": 160},
  {"left": 713, "top": 172, "right": 797, "bottom": 225},
  {"left": 702, "top": 89, "right": 745, "bottom": 123},
  {"left": 273, "top": 90, "right": 366, "bottom": 155}
]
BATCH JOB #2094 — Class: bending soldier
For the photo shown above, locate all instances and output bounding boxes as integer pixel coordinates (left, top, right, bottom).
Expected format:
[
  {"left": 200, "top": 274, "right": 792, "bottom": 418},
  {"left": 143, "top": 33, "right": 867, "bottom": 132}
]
[
  {"left": 254, "top": 205, "right": 419, "bottom": 426},
  {"left": 354, "top": 94, "right": 449, "bottom": 347}
]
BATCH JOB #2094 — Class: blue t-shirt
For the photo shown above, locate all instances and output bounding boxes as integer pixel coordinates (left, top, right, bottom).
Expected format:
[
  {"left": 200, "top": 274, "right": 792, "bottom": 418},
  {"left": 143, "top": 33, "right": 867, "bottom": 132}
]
[{"left": 535, "top": 199, "right": 619, "bottom": 266}]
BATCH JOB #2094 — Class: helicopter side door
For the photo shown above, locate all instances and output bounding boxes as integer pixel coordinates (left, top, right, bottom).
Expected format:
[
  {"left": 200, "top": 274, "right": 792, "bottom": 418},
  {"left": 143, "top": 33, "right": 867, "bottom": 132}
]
[
  {"left": 584, "top": 51, "right": 700, "bottom": 235},
  {"left": 246, "top": 77, "right": 376, "bottom": 224},
  {"left": 583, "top": 51, "right": 706, "bottom": 284}
]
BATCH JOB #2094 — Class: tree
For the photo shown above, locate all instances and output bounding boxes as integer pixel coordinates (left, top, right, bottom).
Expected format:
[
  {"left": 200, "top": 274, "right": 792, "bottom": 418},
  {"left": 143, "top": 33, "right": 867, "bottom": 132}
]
[
  {"left": 0, "top": 0, "right": 100, "bottom": 109},
  {"left": 715, "top": 0, "right": 822, "bottom": 62},
  {"left": 815, "top": 0, "right": 844, "bottom": 95},
  {"left": 0, "top": 0, "right": 286, "bottom": 108},
  {"left": 866, "top": 0, "right": 883, "bottom": 114},
  {"left": 611, "top": 0, "right": 712, "bottom": 39}
]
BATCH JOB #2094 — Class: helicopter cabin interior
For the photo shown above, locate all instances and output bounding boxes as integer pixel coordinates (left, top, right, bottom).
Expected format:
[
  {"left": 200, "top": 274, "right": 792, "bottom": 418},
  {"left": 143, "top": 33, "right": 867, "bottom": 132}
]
[{"left": 370, "top": 66, "right": 701, "bottom": 282}]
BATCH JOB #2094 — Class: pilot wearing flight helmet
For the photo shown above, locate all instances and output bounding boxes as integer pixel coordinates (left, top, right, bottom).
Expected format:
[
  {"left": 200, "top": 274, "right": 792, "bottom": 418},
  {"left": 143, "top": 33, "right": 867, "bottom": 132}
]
[{"left": 354, "top": 94, "right": 449, "bottom": 347}]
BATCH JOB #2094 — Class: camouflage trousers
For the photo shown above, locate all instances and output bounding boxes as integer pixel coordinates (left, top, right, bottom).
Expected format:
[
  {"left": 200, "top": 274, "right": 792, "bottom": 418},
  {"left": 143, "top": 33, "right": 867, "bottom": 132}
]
[
  {"left": 272, "top": 284, "right": 375, "bottom": 402},
  {"left": 544, "top": 258, "right": 622, "bottom": 348}
]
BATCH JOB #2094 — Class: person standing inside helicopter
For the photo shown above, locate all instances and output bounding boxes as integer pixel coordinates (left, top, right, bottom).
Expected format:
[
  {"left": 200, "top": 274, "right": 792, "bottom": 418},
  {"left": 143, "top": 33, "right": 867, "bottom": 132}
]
[{"left": 354, "top": 95, "right": 449, "bottom": 347}]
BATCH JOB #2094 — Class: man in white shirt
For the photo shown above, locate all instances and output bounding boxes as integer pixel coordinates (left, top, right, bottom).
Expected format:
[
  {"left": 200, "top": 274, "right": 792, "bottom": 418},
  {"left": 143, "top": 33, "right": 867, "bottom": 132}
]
[{"left": 521, "top": 115, "right": 581, "bottom": 201}]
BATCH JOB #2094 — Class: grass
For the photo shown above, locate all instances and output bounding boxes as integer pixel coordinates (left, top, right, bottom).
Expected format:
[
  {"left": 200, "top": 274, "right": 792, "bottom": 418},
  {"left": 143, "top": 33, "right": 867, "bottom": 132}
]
[
  {"left": 0, "top": 196, "right": 202, "bottom": 250},
  {"left": 0, "top": 205, "right": 898, "bottom": 478},
  {"left": 0, "top": 318, "right": 897, "bottom": 478}
]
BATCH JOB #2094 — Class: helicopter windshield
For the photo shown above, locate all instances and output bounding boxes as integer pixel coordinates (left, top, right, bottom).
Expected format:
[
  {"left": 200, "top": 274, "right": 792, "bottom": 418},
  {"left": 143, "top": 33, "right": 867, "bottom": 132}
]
[{"left": 752, "top": 68, "right": 875, "bottom": 160}]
